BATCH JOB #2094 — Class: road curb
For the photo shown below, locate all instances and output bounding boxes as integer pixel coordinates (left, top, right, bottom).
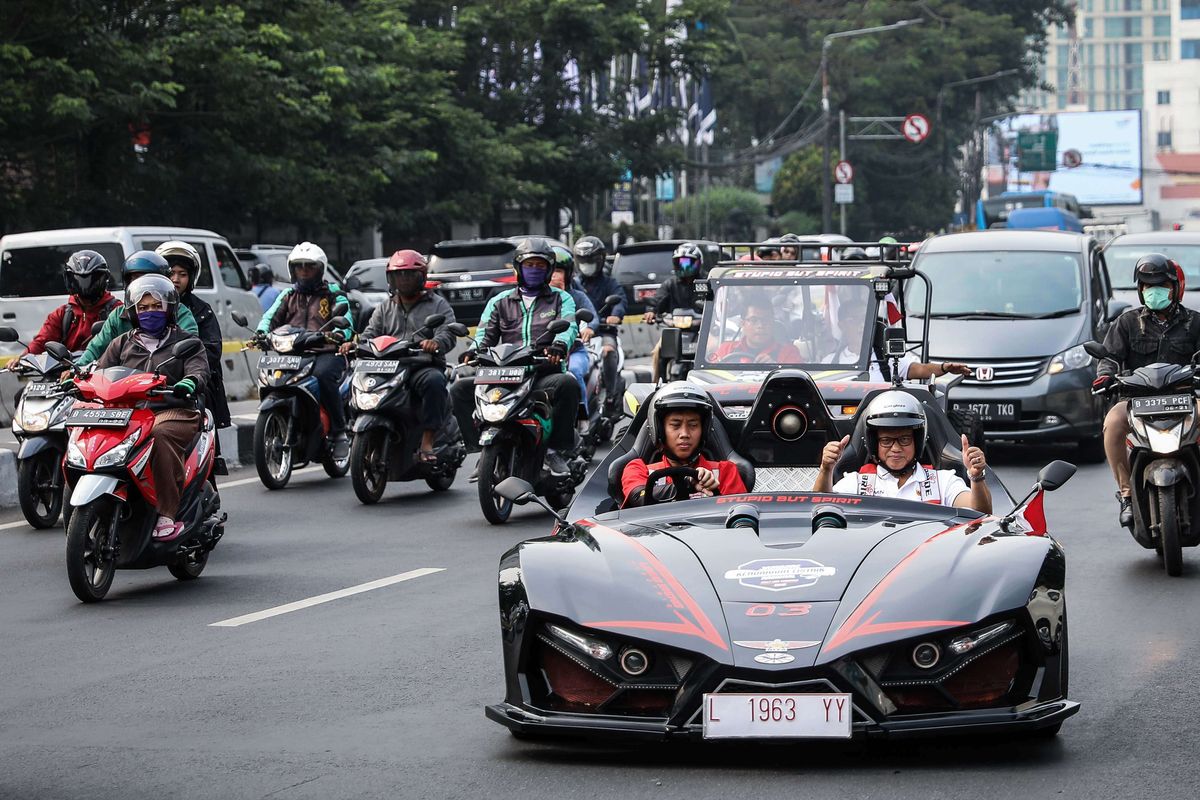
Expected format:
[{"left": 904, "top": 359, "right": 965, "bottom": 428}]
[{"left": 0, "top": 449, "right": 17, "bottom": 507}]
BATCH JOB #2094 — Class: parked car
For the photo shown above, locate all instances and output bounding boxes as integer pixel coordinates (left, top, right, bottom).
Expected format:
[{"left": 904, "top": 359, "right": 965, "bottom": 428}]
[
  {"left": 424, "top": 238, "right": 522, "bottom": 326},
  {"left": 1103, "top": 231, "right": 1200, "bottom": 312},
  {"left": 908, "top": 230, "right": 1128, "bottom": 460},
  {"left": 611, "top": 239, "right": 720, "bottom": 314}
]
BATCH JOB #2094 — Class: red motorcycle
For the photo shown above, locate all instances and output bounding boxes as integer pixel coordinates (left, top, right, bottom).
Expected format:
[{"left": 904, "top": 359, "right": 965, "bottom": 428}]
[{"left": 46, "top": 340, "right": 226, "bottom": 603}]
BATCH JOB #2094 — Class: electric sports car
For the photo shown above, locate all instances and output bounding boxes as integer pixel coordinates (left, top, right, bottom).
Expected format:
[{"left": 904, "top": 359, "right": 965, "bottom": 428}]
[{"left": 486, "top": 369, "right": 1078, "bottom": 742}]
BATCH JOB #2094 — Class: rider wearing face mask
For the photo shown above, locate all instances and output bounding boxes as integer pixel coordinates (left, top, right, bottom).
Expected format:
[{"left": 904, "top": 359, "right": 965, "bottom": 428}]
[{"left": 1094, "top": 253, "right": 1200, "bottom": 526}]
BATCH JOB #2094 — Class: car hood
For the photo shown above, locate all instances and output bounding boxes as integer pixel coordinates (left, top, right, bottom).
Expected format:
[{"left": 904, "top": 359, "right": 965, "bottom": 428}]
[
  {"left": 921, "top": 315, "right": 1082, "bottom": 359},
  {"left": 511, "top": 499, "right": 1059, "bottom": 670}
]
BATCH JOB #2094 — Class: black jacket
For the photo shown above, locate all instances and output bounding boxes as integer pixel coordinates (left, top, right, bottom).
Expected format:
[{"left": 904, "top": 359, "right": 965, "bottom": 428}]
[
  {"left": 362, "top": 292, "right": 458, "bottom": 356},
  {"left": 1098, "top": 305, "right": 1200, "bottom": 378},
  {"left": 180, "top": 293, "right": 231, "bottom": 427},
  {"left": 650, "top": 276, "right": 699, "bottom": 315}
]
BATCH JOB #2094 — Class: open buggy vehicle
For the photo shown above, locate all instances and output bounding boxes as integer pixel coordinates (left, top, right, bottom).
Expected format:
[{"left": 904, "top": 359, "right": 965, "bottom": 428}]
[{"left": 486, "top": 245, "right": 1077, "bottom": 743}]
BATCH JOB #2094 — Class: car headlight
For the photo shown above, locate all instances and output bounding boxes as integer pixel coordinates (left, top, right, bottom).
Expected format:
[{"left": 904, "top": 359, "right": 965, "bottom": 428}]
[
  {"left": 19, "top": 410, "right": 51, "bottom": 432},
  {"left": 270, "top": 332, "right": 298, "bottom": 353},
  {"left": 355, "top": 391, "right": 383, "bottom": 411},
  {"left": 95, "top": 430, "right": 143, "bottom": 469},
  {"left": 546, "top": 623, "right": 614, "bottom": 660},
  {"left": 66, "top": 438, "right": 86, "bottom": 468},
  {"left": 1047, "top": 344, "right": 1092, "bottom": 375}
]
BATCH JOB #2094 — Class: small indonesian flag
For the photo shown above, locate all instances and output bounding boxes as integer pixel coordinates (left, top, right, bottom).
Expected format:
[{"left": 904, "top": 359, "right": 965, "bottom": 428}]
[
  {"left": 1014, "top": 489, "right": 1048, "bottom": 536},
  {"left": 883, "top": 293, "right": 903, "bottom": 326}
]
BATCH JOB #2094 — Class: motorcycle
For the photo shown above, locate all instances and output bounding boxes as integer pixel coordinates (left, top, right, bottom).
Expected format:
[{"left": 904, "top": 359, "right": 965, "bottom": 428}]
[
  {"left": 231, "top": 310, "right": 352, "bottom": 490},
  {"left": 0, "top": 328, "right": 75, "bottom": 528},
  {"left": 348, "top": 314, "right": 471, "bottom": 504},
  {"left": 42, "top": 339, "right": 225, "bottom": 603},
  {"left": 654, "top": 307, "right": 703, "bottom": 382},
  {"left": 575, "top": 294, "right": 627, "bottom": 447},
  {"left": 469, "top": 318, "right": 590, "bottom": 524},
  {"left": 1086, "top": 341, "right": 1200, "bottom": 576}
]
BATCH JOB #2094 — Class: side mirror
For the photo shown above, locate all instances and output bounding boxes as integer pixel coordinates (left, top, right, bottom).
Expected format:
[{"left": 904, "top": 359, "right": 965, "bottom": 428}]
[
  {"left": 547, "top": 319, "right": 570, "bottom": 335},
  {"left": 448, "top": 322, "right": 470, "bottom": 337},
  {"left": 605, "top": 294, "right": 623, "bottom": 308},
  {"left": 331, "top": 315, "right": 350, "bottom": 330},
  {"left": 1037, "top": 460, "right": 1077, "bottom": 492},
  {"left": 1106, "top": 298, "right": 1130, "bottom": 322},
  {"left": 423, "top": 314, "right": 446, "bottom": 329},
  {"left": 1082, "top": 341, "right": 1108, "bottom": 360},
  {"left": 231, "top": 311, "right": 249, "bottom": 328},
  {"left": 343, "top": 276, "right": 362, "bottom": 291},
  {"left": 91, "top": 321, "right": 104, "bottom": 336},
  {"left": 575, "top": 309, "right": 595, "bottom": 324},
  {"left": 172, "top": 338, "right": 204, "bottom": 360},
  {"left": 44, "top": 341, "right": 72, "bottom": 362},
  {"left": 494, "top": 476, "right": 536, "bottom": 504},
  {"left": 0, "top": 326, "right": 20, "bottom": 343}
]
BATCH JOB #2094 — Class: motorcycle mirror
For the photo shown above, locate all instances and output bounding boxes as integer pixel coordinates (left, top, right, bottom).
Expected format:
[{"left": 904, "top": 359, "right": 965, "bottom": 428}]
[
  {"left": 605, "top": 294, "right": 623, "bottom": 308},
  {"left": 546, "top": 319, "right": 570, "bottom": 335},
  {"left": 423, "top": 314, "right": 446, "bottom": 329},
  {"left": 0, "top": 326, "right": 20, "bottom": 343},
  {"left": 90, "top": 321, "right": 104, "bottom": 336},
  {"left": 447, "top": 323, "right": 470, "bottom": 337},
  {"left": 575, "top": 309, "right": 595, "bottom": 324},
  {"left": 172, "top": 338, "right": 204, "bottom": 360},
  {"left": 1037, "top": 460, "right": 1077, "bottom": 492},
  {"left": 230, "top": 311, "right": 249, "bottom": 328},
  {"left": 343, "top": 276, "right": 362, "bottom": 291},
  {"left": 1082, "top": 341, "right": 1108, "bottom": 360},
  {"left": 494, "top": 476, "right": 536, "bottom": 504},
  {"left": 44, "top": 341, "right": 72, "bottom": 362},
  {"left": 322, "top": 315, "right": 350, "bottom": 331}
]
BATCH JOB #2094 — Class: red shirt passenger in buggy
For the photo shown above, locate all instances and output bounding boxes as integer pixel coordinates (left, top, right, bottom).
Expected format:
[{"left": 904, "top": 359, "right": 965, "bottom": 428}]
[{"left": 622, "top": 382, "right": 747, "bottom": 507}]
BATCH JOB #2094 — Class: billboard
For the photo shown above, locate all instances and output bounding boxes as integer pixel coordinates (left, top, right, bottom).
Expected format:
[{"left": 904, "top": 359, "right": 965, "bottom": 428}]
[{"left": 990, "top": 110, "right": 1143, "bottom": 206}]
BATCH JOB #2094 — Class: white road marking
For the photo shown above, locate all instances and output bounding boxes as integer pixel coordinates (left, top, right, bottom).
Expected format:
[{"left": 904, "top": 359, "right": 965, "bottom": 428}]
[
  {"left": 216, "top": 465, "right": 322, "bottom": 489},
  {"left": 0, "top": 520, "right": 30, "bottom": 531},
  {"left": 232, "top": 413, "right": 258, "bottom": 421},
  {"left": 209, "top": 568, "right": 445, "bottom": 627}
]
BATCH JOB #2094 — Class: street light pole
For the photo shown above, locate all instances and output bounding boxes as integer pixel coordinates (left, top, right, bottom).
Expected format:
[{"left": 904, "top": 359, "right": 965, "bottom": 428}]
[
  {"left": 935, "top": 69, "right": 1020, "bottom": 177},
  {"left": 820, "top": 18, "right": 924, "bottom": 233}
]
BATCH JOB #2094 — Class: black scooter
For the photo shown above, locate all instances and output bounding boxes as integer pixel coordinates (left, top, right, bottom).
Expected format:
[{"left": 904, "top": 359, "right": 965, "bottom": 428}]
[
  {"left": 348, "top": 314, "right": 471, "bottom": 503},
  {"left": 576, "top": 293, "right": 627, "bottom": 447}
]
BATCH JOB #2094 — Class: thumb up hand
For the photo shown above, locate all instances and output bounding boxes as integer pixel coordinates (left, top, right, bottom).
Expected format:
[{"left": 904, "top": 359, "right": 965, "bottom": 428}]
[{"left": 821, "top": 434, "right": 851, "bottom": 470}]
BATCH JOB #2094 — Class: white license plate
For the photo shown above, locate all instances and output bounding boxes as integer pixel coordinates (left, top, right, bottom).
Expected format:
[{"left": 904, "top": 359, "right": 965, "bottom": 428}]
[
  {"left": 355, "top": 359, "right": 400, "bottom": 374},
  {"left": 702, "top": 693, "right": 852, "bottom": 739},
  {"left": 260, "top": 355, "right": 303, "bottom": 370},
  {"left": 24, "top": 381, "right": 58, "bottom": 397},
  {"left": 474, "top": 366, "right": 526, "bottom": 384}
]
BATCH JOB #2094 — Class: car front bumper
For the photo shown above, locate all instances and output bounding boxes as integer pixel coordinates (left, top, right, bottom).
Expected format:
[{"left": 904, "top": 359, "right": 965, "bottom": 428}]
[{"left": 946, "top": 368, "right": 1102, "bottom": 444}]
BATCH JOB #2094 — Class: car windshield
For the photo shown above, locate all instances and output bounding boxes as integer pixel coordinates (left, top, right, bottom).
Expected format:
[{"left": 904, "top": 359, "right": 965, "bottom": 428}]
[
  {"left": 0, "top": 243, "right": 126, "bottom": 296},
  {"left": 699, "top": 281, "right": 876, "bottom": 370},
  {"left": 346, "top": 260, "right": 387, "bottom": 290},
  {"left": 908, "top": 250, "right": 1083, "bottom": 318},
  {"left": 1105, "top": 244, "right": 1200, "bottom": 289}
]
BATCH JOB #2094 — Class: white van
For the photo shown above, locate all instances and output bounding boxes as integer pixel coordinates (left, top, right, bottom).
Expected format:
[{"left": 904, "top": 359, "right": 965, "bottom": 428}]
[{"left": 0, "top": 227, "right": 264, "bottom": 393}]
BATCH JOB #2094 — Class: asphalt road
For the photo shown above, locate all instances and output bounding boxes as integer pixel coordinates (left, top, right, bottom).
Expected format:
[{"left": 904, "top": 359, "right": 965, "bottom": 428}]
[{"left": 2, "top": 429, "right": 1200, "bottom": 800}]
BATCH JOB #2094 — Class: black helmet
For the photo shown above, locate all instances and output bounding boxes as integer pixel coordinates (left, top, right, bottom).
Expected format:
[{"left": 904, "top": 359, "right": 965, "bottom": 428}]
[
  {"left": 121, "top": 250, "right": 169, "bottom": 288},
  {"left": 512, "top": 236, "right": 556, "bottom": 291},
  {"left": 647, "top": 381, "right": 714, "bottom": 456},
  {"left": 862, "top": 390, "right": 927, "bottom": 469},
  {"left": 124, "top": 274, "right": 180, "bottom": 326},
  {"left": 64, "top": 249, "right": 111, "bottom": 302},
  {"left": 755, "top": 237, "right": 782, "bottom": 259},
  {"left": 672, "top": 242, "right": 704, "bottom": 280},
  {"left": 573, "top": 235, "right": 607, "bottom": 278},
  {"left": 1134, "top": 253, "right": 1185, "bottom": 304},
  {"left": 249, "top": 263, "right": 274, "bottom": 285},
  {"left": 551, "top": 244, "right": 575, "bottom": 286},
  {"left": 841, "top": 247, "right": 869, "bottom": 261}
]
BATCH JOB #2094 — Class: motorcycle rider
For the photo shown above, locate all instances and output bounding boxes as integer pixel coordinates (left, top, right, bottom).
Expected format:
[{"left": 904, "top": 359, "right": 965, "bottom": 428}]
[
  {"left": 256, "top": 242, "right": 354, "bottom": 460},
  {"left": 644, "top": 242, "right": 704, "bottom": 381},
  {"left": 549, "top": 245, "right": 597, "bottom": 418},
  {"left": 79, "top": 251, "right": 200, "bottom": 364},
  {"left": 15, "top": 250, "right": 122, "bottom": 360},
  {"left": 621, "top": 382, "right": 747, "bottom": 507},
  {"left": 250, "top": 263, "right": 281, "bottom": 312},
  {"left": 1094, "top": 253, "right": 1200, "bottom": 526},
  {"left": 573, "top": 235, "right": 628, "bottom": 414},
  {"left": 88, "top": 274, "right": 210, "bottom": 540},
  {"left": 450, "top": 236, "right": 579, "bottom": 477},
  {"left": 339, "top": 250, "right": 458, "bottom": 462},
  {"left": 814, "top": 391, "right": 991, "bottom": 513},
  {"left": 157, "top": 241, "right": 231, "bottom": 431}
]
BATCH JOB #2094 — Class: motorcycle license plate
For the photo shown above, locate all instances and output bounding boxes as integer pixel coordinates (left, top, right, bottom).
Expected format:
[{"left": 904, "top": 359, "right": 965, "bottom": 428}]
[
  {"left": 65, "top": 407, "right": 133, "bottom": 428},
  {"left": 259, "top": 354, "right": 303, "bottom": 370},
  {"left": 951, "top": 401, "right": 1018, "bottom": 423},
  {"left": 24, "top": 381, "right": 58, "bottom": 398},
  {"left": 702, "top": 693, "right": 852, "bottom": 739},
  {"left": 1131, "top": 394, "right": 1194, "bottom": 416},
  {"left": 475, "top": 366, "right": 526, "bottom": 384},
  {"left": 355, "top": 359, "right": 400, "bottom": 374}
]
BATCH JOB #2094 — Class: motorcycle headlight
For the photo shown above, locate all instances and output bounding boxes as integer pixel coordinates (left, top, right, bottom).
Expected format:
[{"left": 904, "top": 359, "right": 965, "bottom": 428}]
[
  {"left": 19, "top": 410, "right": 51, "bottom": 432},
  {"left": 95, "top": 430, "right": 143, "bottom": 469},
  {"left": 270, "top": 332, "right": 299, "bottom": 353},
  {"left": 1047, "top": 344, "right": 1092, "bottom": 375},
  {"left": 66, "top": 438, "right": 86, "bottom": 468},
  {"left": 673, "top": 316, "right": 693, "bottom": 330},
  {"left": 480, "top": 401, "right": 511, "bottom": 422},
  {"left": 355, "top": 391, "right": 383, "bottom": 411}
]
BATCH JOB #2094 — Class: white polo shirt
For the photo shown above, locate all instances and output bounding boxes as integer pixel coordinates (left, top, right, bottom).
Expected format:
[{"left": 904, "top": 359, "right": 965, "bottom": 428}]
[
  {"left": 823, "top": 347, "right": 917, "bottom": 382},
  {"left": 831, "top": 463, "right": 970, "bottom": 506}
]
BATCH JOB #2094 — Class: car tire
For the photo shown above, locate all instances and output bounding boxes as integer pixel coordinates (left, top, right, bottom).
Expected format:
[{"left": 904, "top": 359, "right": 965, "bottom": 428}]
[{"left": 946, "top": 408, "right": 986, "bottom": 453}]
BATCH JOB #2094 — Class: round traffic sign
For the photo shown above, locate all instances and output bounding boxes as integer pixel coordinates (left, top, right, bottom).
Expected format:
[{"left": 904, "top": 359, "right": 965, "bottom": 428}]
[
  {"left": 834, "top": 160, "right": 854, "bottom": 185},
  {"left": 1063, "top": 148, "right": 1083, "bottom": 168},
  {"left": 902, "top": 114, "right": 930, "bottom": 144}
]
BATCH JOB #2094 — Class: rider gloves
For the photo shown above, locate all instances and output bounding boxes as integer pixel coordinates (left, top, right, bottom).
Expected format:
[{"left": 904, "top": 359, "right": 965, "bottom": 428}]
[
  {"left": 546, "top": 341, "right": 567, "bottom": 359},
  {"left": 1092, "top": 375, "right": 1113, "bottom": 393},
  {"left": 173, "top": 377, "right": 197, "bottom": 398}
]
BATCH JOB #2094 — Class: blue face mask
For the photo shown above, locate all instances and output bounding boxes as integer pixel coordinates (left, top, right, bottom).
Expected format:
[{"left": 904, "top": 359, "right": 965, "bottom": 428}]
[
  {"left": 1143, "top": 285, "right": 1173, "bottom": 311},
  {"left": 137, "top": 310, "right": 169, "bottom": 336},
  {"left": 519, "top": 265, "right": 548, "bottom": 295}
]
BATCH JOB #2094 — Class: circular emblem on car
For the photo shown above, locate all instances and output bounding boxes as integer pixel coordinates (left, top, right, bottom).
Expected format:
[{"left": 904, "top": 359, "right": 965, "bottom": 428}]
[{"left": 754, "top": 652, "right": 795, "bottom": 665}]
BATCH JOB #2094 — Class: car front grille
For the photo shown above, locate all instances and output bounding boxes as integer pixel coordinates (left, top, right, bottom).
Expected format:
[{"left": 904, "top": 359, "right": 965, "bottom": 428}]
[{"left": 947, "top": 357, "right": 1049, "bottom": 387}]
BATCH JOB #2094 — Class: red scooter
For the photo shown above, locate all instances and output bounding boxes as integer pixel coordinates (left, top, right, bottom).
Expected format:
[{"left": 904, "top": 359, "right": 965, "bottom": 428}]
[{"left": 45, "top": 340, "right": 226, "bottom": 603}]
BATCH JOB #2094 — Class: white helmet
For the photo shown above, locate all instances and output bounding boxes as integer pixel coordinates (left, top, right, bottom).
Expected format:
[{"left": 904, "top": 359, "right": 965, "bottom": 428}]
[
  {"left": 154, "top": 240, "right": 202, "bottom": 289},
  {"left": 287, "top": 242, "right": 328, "bottom": 289}
]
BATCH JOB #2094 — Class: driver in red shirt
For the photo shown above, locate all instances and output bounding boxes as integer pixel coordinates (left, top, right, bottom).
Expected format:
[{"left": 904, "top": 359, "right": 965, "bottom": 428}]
[
  {"left": 621, "top": 382, "right": 747, "bottom": 507},
  {"left": 712, "top": 300, "right": 803, "bottom": 364}
]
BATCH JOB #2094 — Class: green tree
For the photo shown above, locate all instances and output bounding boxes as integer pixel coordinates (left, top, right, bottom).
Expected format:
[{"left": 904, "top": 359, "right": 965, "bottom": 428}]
[
  {"left": 663, "top": 186, "right": 766, "bottom": 240},
  {"left": 770, "top": 146, "right": 824, "bottom": 220}
]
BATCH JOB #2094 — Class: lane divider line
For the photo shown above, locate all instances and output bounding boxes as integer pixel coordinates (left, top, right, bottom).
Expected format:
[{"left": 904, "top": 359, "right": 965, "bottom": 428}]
[{"left": 208, "top": 567, "right": 445, "bottom": 627}]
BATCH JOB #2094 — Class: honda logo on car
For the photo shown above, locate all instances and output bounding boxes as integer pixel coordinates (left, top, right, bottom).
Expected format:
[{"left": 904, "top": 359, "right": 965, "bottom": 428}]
[
  {"left": 975, "top": 366, "right": 994, "bottom": 382},
  {"left": 724, "top": 559, "right": 836, "bottom": 591}
]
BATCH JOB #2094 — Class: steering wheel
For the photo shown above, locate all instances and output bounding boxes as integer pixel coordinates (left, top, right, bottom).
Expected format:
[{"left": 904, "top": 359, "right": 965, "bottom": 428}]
[
  {"left": 719, "top": 350, "right": 757, "bottom": 364},
  {"left": 642, "top": 466, "right": 699, "bottom": 506}
]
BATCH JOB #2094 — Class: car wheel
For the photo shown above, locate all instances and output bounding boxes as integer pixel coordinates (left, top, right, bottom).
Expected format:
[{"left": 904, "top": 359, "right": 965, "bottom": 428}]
[{"left": 947, "top": 408, "right": 986, "bottom": 453}]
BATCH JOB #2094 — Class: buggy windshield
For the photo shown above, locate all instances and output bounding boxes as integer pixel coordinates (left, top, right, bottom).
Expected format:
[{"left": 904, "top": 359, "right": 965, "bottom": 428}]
[{"left": 698, "top": 280, "right": 877, "bottom": 371}]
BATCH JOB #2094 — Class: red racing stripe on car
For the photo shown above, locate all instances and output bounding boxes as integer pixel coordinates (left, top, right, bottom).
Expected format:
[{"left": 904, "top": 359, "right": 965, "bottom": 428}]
[{"left": 577, "top": 520, "right": 729, "bottom": 651}]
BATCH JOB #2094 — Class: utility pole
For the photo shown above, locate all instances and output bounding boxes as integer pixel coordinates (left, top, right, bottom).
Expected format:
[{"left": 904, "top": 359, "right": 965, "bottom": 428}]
[{"left": 839, "top": 109, "right": 847, "bottom": 236}]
